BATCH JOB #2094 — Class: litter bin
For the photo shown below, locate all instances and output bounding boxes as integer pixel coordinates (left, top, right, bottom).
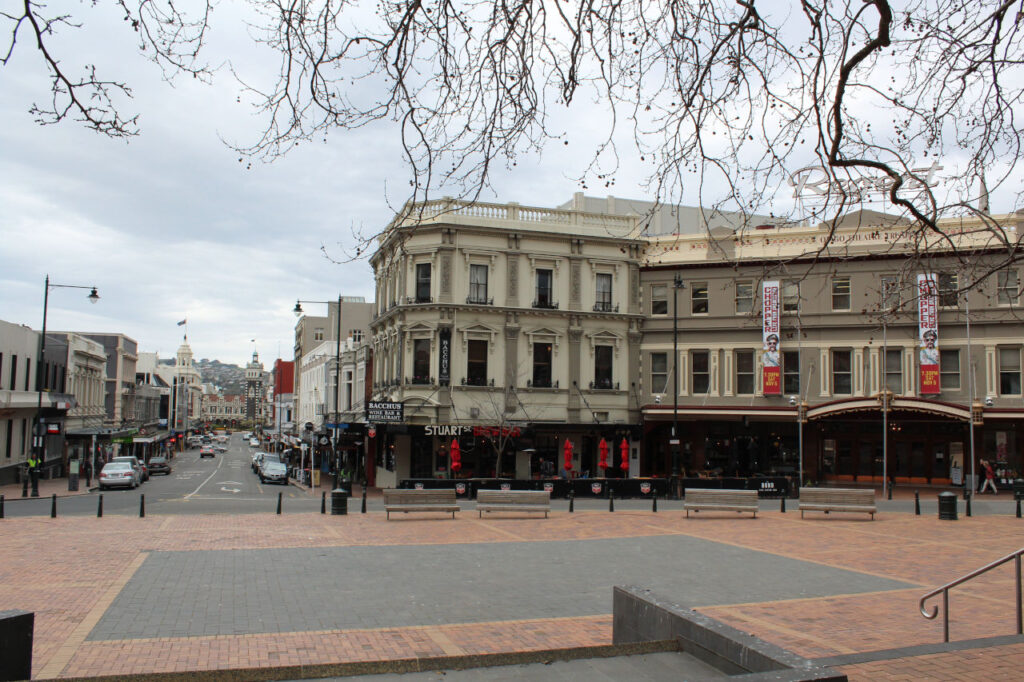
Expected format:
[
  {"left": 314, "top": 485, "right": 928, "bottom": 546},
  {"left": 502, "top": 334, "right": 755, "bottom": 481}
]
[
  {"left": 938, "top": 491, "right": 958, "bottom": 521},
  {"left": 331, "top": 488, "right": 350, "bottom": 515}
]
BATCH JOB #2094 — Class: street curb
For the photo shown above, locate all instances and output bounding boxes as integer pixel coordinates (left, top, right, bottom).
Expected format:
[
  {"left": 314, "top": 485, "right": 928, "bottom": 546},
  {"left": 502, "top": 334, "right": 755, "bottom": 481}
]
[{"left": 34, "top": 640, "right": 677, "bottom": 682}]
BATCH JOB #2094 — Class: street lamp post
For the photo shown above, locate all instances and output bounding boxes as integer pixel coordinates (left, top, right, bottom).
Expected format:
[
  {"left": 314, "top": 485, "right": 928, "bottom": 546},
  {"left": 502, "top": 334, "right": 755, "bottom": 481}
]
[
  {"left": 671, "top": 275, "right": 685, "bottom": 499},
  {"left": 33, "top": 275, "right": 99, "bottom": 496},
  {"left": 294, "top": 295, "right": 344, "bottom": 485}
]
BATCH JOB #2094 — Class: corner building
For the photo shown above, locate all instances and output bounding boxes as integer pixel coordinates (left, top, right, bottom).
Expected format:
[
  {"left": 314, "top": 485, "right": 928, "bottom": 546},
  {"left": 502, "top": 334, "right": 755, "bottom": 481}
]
[{"left": 369, "top": 199, "right": 645, "bottom": 486}]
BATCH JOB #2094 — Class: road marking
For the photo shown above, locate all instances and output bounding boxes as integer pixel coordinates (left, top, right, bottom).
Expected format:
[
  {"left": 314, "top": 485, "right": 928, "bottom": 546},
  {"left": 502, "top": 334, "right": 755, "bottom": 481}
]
[
  {"left": 184, "top": 456, "right": 224, "bottom": 499},
  {"left": 37, "top": 551, "right": 149, "bottom": 678},
  {"left": 220, "top": 486, "right": 240, "bottom": 493},
  {"left": 218, "top": 481, "right": 244, "bottom": 486}
]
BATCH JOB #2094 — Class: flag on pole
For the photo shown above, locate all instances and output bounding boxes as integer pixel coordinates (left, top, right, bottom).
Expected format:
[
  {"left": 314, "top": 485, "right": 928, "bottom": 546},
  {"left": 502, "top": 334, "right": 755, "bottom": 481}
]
[{"left": 177, "top": 319, "right": 187, "bottom": 326}]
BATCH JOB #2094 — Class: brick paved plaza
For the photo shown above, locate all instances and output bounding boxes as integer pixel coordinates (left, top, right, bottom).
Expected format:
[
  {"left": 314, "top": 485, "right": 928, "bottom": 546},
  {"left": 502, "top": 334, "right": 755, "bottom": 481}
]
[{"left": 1, "top": 492, "right": 1022, "bottom": 680}]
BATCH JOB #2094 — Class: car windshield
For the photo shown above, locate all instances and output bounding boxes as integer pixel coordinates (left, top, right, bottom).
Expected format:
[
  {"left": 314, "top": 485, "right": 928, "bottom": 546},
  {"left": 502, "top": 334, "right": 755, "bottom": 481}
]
[
  {"left": 263, "top": 462, "right": 287, "bottom": 472},
  {"left": 103, "top": 463, "right": 132, "bottom": 471},
  {"left": 263, "top": 454, "right": 281, "bottom": 463},
  {"left": 113, "top": 457, "right": 136, "bottom": 463},
  {"left": 150, "top": 457, "right": 166, "bottom": 464}
]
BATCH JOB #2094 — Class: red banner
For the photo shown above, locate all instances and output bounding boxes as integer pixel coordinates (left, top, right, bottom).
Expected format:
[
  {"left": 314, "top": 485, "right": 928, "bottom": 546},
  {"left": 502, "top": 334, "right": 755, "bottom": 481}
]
[
  {"left": 762, "top": 281, "right": 781, "bottom": 395},
  {"left": 918, "top": 274, "right": 940, "bottom": 395}
]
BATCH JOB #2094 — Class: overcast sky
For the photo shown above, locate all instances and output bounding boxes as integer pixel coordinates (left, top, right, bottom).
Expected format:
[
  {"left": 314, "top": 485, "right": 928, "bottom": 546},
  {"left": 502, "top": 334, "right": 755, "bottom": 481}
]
[
  {"left": 0, "top": 3, "right": 604, "bottom": 367},
  {"left": 2, "top": 4, "right": 1019, "bottom": 368}
]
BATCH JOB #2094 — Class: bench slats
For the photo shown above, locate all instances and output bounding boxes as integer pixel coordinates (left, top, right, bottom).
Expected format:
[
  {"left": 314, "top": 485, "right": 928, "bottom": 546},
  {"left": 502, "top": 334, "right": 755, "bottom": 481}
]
[
  {"left": 683, "top": 488, "right": 758, "bottom": 518},
  {"left": 383, "top": 489, "right": 460, "bottom": 519},
  {"left": 798, "top": 488, "right": 876, "bottom": 519},
  {"left": 477, "top": 490, "right": 550, "bottom": 518}
]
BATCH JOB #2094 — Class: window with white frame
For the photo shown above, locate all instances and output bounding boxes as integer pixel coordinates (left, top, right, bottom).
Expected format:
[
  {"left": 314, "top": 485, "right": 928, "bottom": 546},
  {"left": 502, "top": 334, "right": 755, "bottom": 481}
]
[
  {"left": 783, "top": 351, "right": 800, "bottom": 395},
  {"left": 691, "top": 350, "right": 710, "bottom": 394},
  {"left": 467, "top": 339, "right": 488, "bottom": 385},
  {"left": 535, "top": 269, "right": 554, "bottom": 308},
  {"left": 938, "top": 273, "right": 958, "bottom": 307},
  {"left": 594, "top": 345, "right": 614, "bottom": 388},
  {"left": 314, "top": 328, "right": 325, "bottom": 342},
  {"left": 469, "top": 264, "right": 489, "bottom": 303},
  {"left": 650, "top": 352, "right": 668, "bottom": 394},
  {"left": 998, "top": 270, "right": 1019, "bottom": 305},
  {"left": 940, "top": 350, "right": 960, "bottom": 390},
  {"left": 832, "top": 349, "right": 853, "bottom": 394},
  {"left": 532, "top": 342, "right": 553, "bottom": 387},
  {"left": 735, "top": 350, "right": 754, "bottom": 394},
  {"left": 884, "top": 348, "right": 902, "bottom": 393},
  {"left": 832, "top": 277, "right": 851, "bottom": 310},
  {"left": 651, "top": 284, "right": 668, "bottom": 315},
  {"left": 691, "top": 282, "right": 709, "bottom": 314},
  {"left": 782, "top": 281, "right": 799, "bottom": 313},
  {"left": 415, "top": 263, "right": 432, "bottom": 302},
  {"left": 999, "top": 347, "right": 1021, "bottom": 395},
  {"left": 881, "top": 276, "right": 900, "bottom": 311},
  {"left": 735, "top": 280, "right": 754, "bottom": 314}
]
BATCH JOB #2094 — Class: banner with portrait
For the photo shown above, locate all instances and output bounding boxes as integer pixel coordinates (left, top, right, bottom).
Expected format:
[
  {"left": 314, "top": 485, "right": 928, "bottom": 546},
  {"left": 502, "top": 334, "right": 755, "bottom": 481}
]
[
  {"left": 762, "top": 280, "right": 781, "bottom": 395},
  {"left": 918, "top": 273, "right": 940, "bottom": 394}
]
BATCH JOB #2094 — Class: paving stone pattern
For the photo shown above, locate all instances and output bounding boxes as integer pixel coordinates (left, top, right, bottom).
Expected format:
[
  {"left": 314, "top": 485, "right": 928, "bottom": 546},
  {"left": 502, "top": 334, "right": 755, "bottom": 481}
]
[{"left": 89, "top": 536, "right": 911, "bottom": 640}]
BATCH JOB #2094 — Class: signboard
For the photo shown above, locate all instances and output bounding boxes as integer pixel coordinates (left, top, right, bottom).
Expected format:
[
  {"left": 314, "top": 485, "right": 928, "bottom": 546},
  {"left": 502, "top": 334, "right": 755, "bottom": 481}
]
[
  {"left": 438, "top": 327, "right": 451, "bottom": 386},
  {"left": 762, "top": 281, "right": 781, "bottom": 396},
  {"left": 788, "top": 162, "right": 942, "bottom": 203},
  {"left": 366, "top": 401, "right": 404, "bottom": 423},
  {"left": 918, "top": 274, "right": 940, "bottom": 395}
]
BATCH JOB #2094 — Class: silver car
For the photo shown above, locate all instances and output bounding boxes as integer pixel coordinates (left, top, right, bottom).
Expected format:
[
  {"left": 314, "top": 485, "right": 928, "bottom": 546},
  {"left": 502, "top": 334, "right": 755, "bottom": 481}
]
[
  {"left": 99, "top": 462, "right": 138, "bottom": 490},
  {"left": 259, "top": 460, "right": 288, "bottom": 485}
]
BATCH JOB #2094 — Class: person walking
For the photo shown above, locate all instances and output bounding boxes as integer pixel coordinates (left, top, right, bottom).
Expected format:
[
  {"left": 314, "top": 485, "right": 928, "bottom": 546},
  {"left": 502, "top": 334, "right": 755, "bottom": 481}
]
[{"left": 979, "top": 459, "right": 998, "bottom": 494}]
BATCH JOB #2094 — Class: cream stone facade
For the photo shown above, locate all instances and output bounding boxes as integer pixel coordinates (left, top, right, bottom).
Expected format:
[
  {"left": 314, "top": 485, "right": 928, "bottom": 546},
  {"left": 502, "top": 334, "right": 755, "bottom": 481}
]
[{"left": 369, "top": 199, "right": 645, "bottom": 485}]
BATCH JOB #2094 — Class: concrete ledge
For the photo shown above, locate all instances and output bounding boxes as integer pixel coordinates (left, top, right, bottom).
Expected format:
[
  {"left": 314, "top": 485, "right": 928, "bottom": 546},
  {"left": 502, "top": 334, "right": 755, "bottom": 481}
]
[
  {"left": 35, "top": 640, "right": 677, "bottom": 682},
  {"left": 613, "top": 586, "right": 847, "bottom": 681},
  {"left": 0, "top": 610, "right": 33, "bottom": 682}
]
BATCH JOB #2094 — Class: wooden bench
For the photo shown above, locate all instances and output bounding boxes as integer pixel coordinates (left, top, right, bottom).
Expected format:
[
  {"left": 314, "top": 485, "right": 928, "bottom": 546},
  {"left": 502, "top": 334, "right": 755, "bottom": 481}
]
[
  {"left": 383, "top": 489, "right": 461, "bottom": 520},
  {"left": 476, "top": 490, "right": 551, "bottom": 518},
  {"left": 799, "top": 488, "right": 877, "bottom": 519},
  {"left": 683, "top": 489, "right": 759, "bottom": 518}
]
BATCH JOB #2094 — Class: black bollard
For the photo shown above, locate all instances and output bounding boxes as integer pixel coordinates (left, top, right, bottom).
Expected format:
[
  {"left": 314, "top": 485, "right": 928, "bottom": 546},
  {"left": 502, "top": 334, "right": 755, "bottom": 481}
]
[
  {"left": 609, "top": 495, "right": 614, "bottom": 512},
  {"left": 97, "top": 494, "right": 103, "bottom": 517},
  {"left": 51, "top": 493, "right": 57, "bottom": 518},
  {"left": 22, "top": 476, "right": 28, "bottom": 498},
  {"left": 1017, "top": 499, "right": 1021, "bottom": 519},
  {"left": 0, "top": 494, "right": 4, "bottom": 519},
  {"left": 780, "top": 496, "right": 786, "bottom": 513},
  {"left": 361, "top": 486, "right": 367, "bottom": 514},
  {"left": 652, "top": 495, "right": 657, "bottom": 513},
  {"left": 965, "top": 492, "right": 972, "bottom": 517},
  {"left": 887, "top": 480, "right": 893, "bottom": 500},
  {"left": 139, "top": 494, "right": 145, "bottom": 518},
  {"left": 915, "top": 491, "right": 921, "bottom": 515},
  {"left": 276, "top": 492, "right": 282, "bottom": 515},
  {"left": 569, "top": 491, "right": 574, "bottom": 513},
  {"left": 321, "top": 491, "right": 326, "bottom": 514}
]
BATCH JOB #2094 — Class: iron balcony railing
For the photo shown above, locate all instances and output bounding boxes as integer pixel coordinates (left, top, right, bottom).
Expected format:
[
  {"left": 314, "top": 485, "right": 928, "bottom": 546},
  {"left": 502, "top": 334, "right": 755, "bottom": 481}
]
[{"left": 920, "top": 546, "right": 1023, "bottom": 642}]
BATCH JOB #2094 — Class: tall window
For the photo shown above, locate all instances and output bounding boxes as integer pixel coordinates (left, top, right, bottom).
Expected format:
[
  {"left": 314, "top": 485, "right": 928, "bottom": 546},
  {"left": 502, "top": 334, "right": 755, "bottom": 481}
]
[
  {"left": 735, "top": 350, "right": 754, "bottom": 394},
  {"left": 783, "top": 351, "right": 800, "bottom": 395},
  {"left": 999, "top": 347, "right": 1021, "bottom": 395},
  {"left": 651, "top": 284, "right": 668, "bottom": 315},
  {"left": 412, "top": 339, "right": 431, "bottom": 383},
  {"left": 782, "top": 281, "right": 800, "bottom": 313},
  {"left": 469, "top": 264, "right": 489, "bottom": 303},
  {"left": 940, "top": 350, "right": 960, "bottom": 390},
  {"left": 832, "top": 277, "right": 851, "bottom": 310},
  {"left": 349, "top": 329, "right": 364, "bottom": 344},
  {"left": 938, "top": 273, "right": 958, "bottom": 307},
  {"left": 832, "top": 350, "right": 852, "bottom": 394},
  {"left": 23, "top": 357, "right": 30, "bottom": 390},
  {"left": 881, "top": 276, "right": 900, "bottom": 311},
  {"left": 884, "top": 349, "right": 902, "bottom": 393},
  {"left": 595, "top": 273, "right": 613, "bottom": 312},
  {"left": 691, "top": 282, "right": 709, "bottom": 314},
  {"left": 535, "top": 269, "right": 554, "bottom": 308},
  {"left": 532, "top": 342, "right": 552, "bottom": 387},
  {"left": 735, "top": 280, "right": 754, "bottom": 314},
  {"left": 467, "top": 340, "right": 488, "bottom": 385},
  {"left": 594, "top": 345, "right": 613, "bottom": 388},
  {"left": 997, "top": 270, "right": 1019, "bottom": 305},
  {"left": 416, "top": 263, "right": 432, "bottom": 302},
  {"left": 692, "top": 351, "right": 710, "bottom": 394},
  {"left": 314, "top": 328, "right": 325, "bottom": 342},
  {"left": 650, "top": 352, "right": 668, "bottom": 394},
  {"left": 8, "top": 354, "right": 14, "bottom": 390}
]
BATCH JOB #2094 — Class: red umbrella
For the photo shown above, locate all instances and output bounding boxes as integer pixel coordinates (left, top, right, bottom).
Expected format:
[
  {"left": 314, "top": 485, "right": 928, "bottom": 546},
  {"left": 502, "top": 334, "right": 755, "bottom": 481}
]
[
  {"left": 598, "top": 438, "right": 609, "bottom": 471},
  {"left": 563, "top": 438, "right": 573, "bottom": 475},
  {"left": 620, "top": 438, "right": 629, "bottom": 474},
  {"left": 450, "top": 438, "right": 462, "bottom": 472}
]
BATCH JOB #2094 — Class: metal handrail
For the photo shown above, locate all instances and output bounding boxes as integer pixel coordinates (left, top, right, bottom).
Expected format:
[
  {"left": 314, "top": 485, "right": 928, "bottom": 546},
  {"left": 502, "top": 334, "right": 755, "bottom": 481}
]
[{"left": 920, "top": 547, "right": 1023, "bottom": 642}]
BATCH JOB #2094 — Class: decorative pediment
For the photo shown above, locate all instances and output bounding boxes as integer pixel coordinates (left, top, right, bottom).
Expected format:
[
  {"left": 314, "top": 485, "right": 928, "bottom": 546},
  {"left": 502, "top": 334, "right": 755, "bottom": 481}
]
[
  {"left": 459, "top": 323, "right": 499, "bottom": 351},
  {"left": 525, "top": 327, "right": 562, "bottom": 354},
  {"left": 586, "top": 330, "right": 623, "bottom": 356}
]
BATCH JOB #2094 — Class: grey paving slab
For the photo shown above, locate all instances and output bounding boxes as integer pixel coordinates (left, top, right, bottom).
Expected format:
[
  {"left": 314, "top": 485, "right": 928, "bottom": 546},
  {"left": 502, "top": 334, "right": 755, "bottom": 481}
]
[{"left": 87, "top": 534, "right": 913, "bottom": 641}]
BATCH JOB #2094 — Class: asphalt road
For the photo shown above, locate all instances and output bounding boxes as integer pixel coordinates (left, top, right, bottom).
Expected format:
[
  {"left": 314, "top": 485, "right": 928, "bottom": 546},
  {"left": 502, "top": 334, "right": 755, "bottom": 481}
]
[{"left": 2, "top": 433, "right": 319, "bottom": 517}]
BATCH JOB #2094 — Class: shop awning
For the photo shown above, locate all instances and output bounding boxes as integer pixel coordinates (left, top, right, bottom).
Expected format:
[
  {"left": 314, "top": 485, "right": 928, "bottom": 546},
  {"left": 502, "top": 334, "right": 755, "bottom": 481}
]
[{"left": 133, "top": 430, "right": 170, "bottom": 444}]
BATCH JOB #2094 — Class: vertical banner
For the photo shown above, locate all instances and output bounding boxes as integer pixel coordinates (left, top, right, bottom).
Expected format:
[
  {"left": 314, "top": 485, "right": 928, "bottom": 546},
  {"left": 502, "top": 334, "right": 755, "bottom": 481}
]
[
  {"left": 918, "top": 273, "right": 940, "bottom": 394},
  {"left": 438, "top": 326, "right": 451, "bottom": 386},
  {"left": 762, "top": 281, "right": 781, "bottom": 395}
]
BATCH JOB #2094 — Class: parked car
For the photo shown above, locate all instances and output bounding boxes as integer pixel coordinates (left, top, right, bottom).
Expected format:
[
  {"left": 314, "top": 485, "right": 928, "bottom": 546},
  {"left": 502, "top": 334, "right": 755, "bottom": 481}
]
[
  {"left": 251, "top": 452, "right": 264, "bottom": 473},
  {"left": 148, "top": 456, "right": 172, "bottom": 475},
  {"left": 112, "top": 456, "right": 144, "bottom": 483},
  {"left": 259, "top": 460, "right": 288, "bottom": 485},
  {"left": 249, "top": 438, "right": 260, "bottom": 447},
  {"left": 99, "top": 462, "right": 138, "bottom": 490},
  {"left": 215, "top": 443, "right": 228, "bottom": 453},
  {"left": 200, "top": 445, "right": 215, "bottom": 458}
]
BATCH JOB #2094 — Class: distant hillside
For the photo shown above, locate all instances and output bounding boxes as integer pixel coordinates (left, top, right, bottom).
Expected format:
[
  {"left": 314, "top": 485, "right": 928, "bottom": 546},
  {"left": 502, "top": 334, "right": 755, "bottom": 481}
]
[{"left": 196, "top": 359, "right": 246, "bottom": 394}]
